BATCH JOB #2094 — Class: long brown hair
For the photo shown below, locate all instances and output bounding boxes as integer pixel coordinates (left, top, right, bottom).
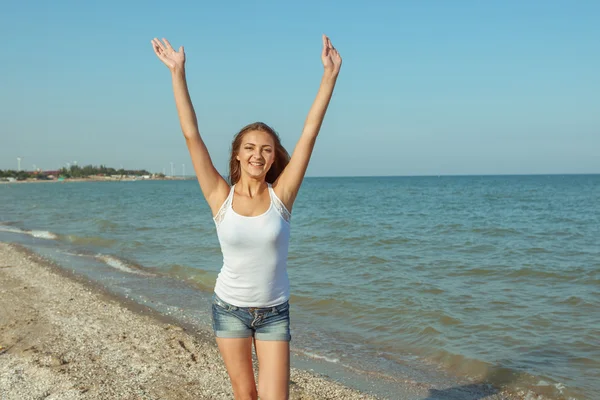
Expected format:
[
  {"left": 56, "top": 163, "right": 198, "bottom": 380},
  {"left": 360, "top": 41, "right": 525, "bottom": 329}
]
[{"left": 228, "top": 122, "right": 290, "bottom": 185}]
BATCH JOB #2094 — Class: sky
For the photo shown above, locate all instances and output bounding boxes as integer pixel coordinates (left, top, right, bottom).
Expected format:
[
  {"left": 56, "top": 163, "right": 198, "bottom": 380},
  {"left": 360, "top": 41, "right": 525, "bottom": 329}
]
[{"left": 1, "top": 0, "right": 599, "bottom": 176}]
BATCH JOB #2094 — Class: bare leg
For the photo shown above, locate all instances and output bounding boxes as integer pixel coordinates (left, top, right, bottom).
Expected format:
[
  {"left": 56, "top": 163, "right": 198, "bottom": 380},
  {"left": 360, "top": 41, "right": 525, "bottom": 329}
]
[
  {"left": 216, "top": 337, "right": 257, "bottom": 400},
  {"left": 254, "top": 339, "right": 290, "bottom": 400}
]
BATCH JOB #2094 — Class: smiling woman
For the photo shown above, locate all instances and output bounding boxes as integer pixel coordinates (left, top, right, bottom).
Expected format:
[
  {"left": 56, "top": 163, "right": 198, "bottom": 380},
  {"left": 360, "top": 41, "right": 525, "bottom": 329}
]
[
  {"left": 229, "top": 122, "right": 290, "bottom": 188},
  {"left": 151, "top": 35, "right": 341, "bottom": 400}
]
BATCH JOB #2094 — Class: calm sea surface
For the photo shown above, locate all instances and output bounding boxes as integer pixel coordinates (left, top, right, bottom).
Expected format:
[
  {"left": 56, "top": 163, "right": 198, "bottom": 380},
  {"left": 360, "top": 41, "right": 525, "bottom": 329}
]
[{"left": 1, "top": 175, "right": 599, "bottom": 399}]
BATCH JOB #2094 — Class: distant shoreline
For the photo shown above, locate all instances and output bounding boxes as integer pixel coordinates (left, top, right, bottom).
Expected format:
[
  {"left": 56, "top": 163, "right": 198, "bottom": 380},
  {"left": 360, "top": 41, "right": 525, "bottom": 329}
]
[
  {"left": 2, "top": 174, "right": 598, "bottom": 185},
  {"left": 0, "top": 177, "right": 193, "bottom": 184}
]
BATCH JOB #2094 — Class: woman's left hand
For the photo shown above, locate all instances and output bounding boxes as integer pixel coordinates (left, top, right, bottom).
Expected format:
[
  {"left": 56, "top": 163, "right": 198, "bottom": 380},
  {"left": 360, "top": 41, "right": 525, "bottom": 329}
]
[{"left": 321, "top": 34, "right": 342, "bottom": 75}]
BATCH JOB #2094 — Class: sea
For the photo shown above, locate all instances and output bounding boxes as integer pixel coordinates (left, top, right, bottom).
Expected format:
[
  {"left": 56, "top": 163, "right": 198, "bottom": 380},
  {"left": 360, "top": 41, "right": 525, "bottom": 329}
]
[{"left": 1, "top": 175, "right": 598, "bottom": 400}]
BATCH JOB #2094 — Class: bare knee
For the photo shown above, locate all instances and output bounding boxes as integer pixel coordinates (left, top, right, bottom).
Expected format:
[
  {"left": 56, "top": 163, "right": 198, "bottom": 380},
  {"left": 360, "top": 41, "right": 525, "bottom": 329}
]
[
  {"left": 257, "top": 386, "right": 288, "bottom": 400},
  {"left": 232, "top": 382, "right": 258, "bottom": 400}
]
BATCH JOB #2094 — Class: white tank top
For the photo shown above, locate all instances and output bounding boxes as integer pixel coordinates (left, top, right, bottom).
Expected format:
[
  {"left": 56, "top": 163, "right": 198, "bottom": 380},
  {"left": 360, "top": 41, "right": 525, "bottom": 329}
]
[{"left": 213, "top": 183, "right": 292, "bottom": 307}]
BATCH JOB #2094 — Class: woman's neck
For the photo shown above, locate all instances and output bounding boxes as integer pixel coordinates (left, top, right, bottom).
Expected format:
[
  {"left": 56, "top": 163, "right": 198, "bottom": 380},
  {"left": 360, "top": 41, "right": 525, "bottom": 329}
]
[{"left": 235, "top": 177, "right": 267, "bottom": 197}]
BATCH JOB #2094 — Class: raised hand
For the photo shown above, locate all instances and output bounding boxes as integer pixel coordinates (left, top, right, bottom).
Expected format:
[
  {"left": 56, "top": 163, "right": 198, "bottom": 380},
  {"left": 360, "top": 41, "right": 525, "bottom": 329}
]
[
  {"left": 321, "top": 35, "right": 342, "bottom": 75},
  {"left": 151, "top": 38, "right": 185, "bottom": 71}
]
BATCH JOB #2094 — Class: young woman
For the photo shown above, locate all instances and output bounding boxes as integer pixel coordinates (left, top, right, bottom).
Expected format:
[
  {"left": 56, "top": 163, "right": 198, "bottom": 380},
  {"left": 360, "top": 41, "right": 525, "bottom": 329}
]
[{"left": 152, "top": 34, "right": 342, "bottom": 400}]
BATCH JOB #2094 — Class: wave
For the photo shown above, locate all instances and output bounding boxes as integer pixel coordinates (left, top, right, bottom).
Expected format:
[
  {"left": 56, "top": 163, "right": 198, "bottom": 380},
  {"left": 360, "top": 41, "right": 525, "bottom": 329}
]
[
  {"left": 471, "top": 227, "right": 521, "bottom": 237},
  {"left": 289, "top": 293, "right": 370, "bottom": 317},
  {"left": 418, "top": 350, "right": 574, "bottom": 399},
  {"left": 93, "top": 218, "right": 120, "bottom": 232},
  {"left": 162, "top": 263, "right": 218, "bottom": 292},
  {"left": 506, "top": 267, "right": 567, "bottom": 280},
  {"left": 366, "top": 255, "right": 389, "bottom": 264},
  {"left": 295, "top": 349, "right": 340, "bottom": 364},
  {"left": 433, "top": 223, "right": 467, "bottom": 234},
  {"left": 0, "top": 224, "right": 124, "bottom": 249},
  {"left": 525, "top": 247, "right": 551, "bottom": 254},
  {"left": 0, "top": 226, "right": 58, "bottom": 240},
  {"left": 459, "top": 243, "right": 498, "bottom": 253},
  {"left": 447, "top": 266, "right": 501, "bottom": 277},
  {"left": 374, "top": 237, "right": 413, "bottom": 245},
  {"left": 95, "top": 254, "right": 154, "bottom": 276},
  {"left": 30, "top": 230, "right": 59, "bottom": 239},
  {"left": 0, "top": 221, "right": 21, "bottom": 226},
  {"left": 63, "top": 234, "right": 119, "bottom": 247},
  {"left": 0, "top": 223, "right": 131, "bottom": 250}
]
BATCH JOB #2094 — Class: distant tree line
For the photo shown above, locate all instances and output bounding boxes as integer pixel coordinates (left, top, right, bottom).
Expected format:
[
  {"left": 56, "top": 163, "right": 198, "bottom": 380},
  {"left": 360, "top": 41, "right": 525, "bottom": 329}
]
[
  {"left": 0, "top": 170, "right": 40, "bottom": 180},
  {"left": 0, "top": 165, "right": 152, "bottom": 180},
  {"left": 58, "top": 164, "right": 151, "bottom": 178}
]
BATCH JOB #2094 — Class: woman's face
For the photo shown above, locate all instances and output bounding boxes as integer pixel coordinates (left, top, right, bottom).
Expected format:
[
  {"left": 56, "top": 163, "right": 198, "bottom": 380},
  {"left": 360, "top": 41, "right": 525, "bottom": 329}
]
[{"left": 236, "top": 130, "right": 276, "bottom": 180}]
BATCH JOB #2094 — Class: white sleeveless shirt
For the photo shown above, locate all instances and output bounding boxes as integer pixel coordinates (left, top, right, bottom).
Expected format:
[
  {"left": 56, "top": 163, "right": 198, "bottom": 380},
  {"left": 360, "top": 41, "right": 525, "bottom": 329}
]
[{"left": 213, "top": 183, "right": 292, "bottom": 307}]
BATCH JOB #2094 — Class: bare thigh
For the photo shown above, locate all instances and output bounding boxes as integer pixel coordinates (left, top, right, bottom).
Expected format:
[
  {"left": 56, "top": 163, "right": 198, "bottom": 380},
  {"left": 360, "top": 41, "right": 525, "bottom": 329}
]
[
  {"left": 254, "top": 339, "right": 290, "bottom": 400},
  {"left": 216, "top": 337, "right": 257, "bottom": 400}
]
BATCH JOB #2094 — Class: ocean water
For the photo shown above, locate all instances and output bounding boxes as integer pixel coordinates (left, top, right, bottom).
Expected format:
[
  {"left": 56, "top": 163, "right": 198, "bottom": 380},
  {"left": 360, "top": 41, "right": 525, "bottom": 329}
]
[{"left": 1, "top": 175, "right": 599, "bottom": 399}]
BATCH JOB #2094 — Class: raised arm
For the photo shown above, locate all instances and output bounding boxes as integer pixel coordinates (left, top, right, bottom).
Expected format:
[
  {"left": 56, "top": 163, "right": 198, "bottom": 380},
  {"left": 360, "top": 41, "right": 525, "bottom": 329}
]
[
  {"left": 273, "top": 35, "right": 342, "bottom": 210},
  {"left": 151, "top": 38, "right": 229, "bottom": 215}
]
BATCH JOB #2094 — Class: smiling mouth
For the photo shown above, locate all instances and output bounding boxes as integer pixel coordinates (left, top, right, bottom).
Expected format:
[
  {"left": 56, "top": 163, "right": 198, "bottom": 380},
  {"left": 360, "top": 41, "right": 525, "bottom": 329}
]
[{"left": 249, "top": 162, "right": 264, "bottom": 167}]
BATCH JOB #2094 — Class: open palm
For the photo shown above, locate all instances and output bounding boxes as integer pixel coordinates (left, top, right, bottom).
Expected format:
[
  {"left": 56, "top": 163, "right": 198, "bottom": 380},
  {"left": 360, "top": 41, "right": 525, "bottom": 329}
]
[
  {"left": 152, "top": 38, "right": 185, "bottom": 70},
  {"left": 321, "top": 35, "right": 342, "bottom": 74}
]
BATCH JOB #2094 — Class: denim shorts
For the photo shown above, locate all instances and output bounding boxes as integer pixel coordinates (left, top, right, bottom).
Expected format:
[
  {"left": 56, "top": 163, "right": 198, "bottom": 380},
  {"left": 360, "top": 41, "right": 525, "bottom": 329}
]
[{"left": 211, "top": 293, "right": 291, "bottom": 342}]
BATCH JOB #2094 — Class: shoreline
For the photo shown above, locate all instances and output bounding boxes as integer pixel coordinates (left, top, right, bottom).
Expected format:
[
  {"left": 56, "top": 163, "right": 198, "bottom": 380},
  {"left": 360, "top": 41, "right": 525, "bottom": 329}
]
[
  {"left": 0, "top": 177, "right": 190, "bottom": 184},
  {"left": 0, "top": 240, "right": 531, "bottom": 400},
  {"left": 0, "top": 242, "right": 382, "bottom": 399},
  {"left": 2, "top": 173, "right": 598, "bottom": 185}
]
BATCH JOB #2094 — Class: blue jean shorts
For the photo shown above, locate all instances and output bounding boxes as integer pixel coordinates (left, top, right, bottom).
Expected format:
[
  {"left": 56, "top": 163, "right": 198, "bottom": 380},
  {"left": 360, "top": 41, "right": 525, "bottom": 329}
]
[{"left": 211, "top": 293, "right": 291, "bottom": 342}]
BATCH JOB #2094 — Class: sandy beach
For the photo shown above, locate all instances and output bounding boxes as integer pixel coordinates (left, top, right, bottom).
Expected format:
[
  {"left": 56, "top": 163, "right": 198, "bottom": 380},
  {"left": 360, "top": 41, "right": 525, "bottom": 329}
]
[{"left": 0, "top": 243, "right": 378, "bottom": 400}]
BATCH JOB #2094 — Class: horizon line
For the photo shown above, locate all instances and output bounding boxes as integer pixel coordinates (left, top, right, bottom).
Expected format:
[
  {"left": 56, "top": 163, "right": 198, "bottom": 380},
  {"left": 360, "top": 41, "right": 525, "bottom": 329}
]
[{"left": 302, "top": 172, "right": 600, "bottom": 178}]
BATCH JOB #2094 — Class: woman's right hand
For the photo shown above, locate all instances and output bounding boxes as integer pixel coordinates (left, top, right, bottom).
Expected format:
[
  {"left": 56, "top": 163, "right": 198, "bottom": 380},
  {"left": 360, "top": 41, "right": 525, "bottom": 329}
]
[{"left": 151, "top": 38, "right": 185, "bottom": 71}]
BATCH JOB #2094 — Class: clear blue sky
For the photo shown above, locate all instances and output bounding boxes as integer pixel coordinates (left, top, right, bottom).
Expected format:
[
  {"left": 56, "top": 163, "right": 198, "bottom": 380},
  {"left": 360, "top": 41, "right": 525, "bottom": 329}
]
[{"left": 1, "top": 1, "right": 598, "bottom": 176}]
